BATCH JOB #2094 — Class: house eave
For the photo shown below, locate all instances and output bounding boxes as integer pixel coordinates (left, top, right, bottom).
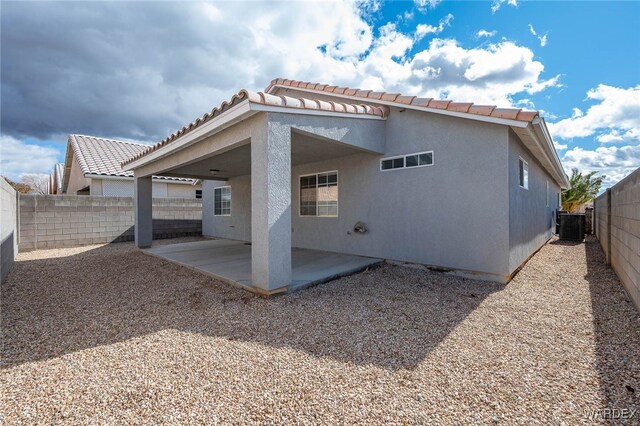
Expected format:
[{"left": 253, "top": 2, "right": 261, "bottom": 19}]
[
  {"left": 267, "top": 84, "right": 531, "bottom": 128},
  {"left": 511, "top": 119, "right": 570, "bottom": 189},
  {"left": 122, "top": 99, "right": 387, "bottom": 172}
]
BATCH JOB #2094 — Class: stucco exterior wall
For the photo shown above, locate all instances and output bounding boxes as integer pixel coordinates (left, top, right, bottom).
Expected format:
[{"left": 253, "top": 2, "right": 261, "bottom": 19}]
[
  {"left": 507, "top": 129, "right": 561, "bottom": 275},
  {"left": 1, "top": 177, "right": 18, "bottom": 284},
  {"left": 66, "top": 156, "right": 91, "bottom": 195},
  {"left": 204, "top": 109, "right": 513, "bottom": 279},
  {"left": 203, "top": 176, "right": 252, "bottom": 241}
]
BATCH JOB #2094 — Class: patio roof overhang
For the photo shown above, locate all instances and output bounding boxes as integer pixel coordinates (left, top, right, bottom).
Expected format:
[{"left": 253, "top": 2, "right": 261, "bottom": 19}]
[{"left": 122, "top": 92, "right": 387, "bottom": 173}]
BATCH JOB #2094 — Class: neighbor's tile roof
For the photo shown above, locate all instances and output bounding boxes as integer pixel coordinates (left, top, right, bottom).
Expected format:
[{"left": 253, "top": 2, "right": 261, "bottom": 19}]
[
  {"left": 122, "top": 89, "right": 388, "bottom": 166},
  {"left": 265, "top": 78, "right": 540, "bottom": 122},
  {"left": 69, "top": 135, "right": 194, "bottom": 182}
]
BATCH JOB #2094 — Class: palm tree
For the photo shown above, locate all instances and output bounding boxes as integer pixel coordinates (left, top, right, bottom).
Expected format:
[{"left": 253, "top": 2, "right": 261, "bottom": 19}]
[{"left": 561, "top": 168, "right": 605, "bottom": 212}]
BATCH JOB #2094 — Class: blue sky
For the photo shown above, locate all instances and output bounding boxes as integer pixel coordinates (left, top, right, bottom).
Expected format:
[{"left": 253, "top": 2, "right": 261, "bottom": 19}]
[{"left": 1, "top": 0, "right": 639, "bottom": 187}]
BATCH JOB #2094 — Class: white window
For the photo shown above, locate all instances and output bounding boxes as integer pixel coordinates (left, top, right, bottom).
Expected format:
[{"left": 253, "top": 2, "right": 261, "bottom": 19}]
[
  {"left": 300, "top": 171, "right": 338, "bottom": 217},
  {"left": 546, "top": 181, "right": 549, "bottom": 207},
  {"left": 381, "top": 151, "right": 434, "bottom": 171},
  {"left": 519, "top": 158, "right": 529, "bottom": 189},
  {"left": 214, "top": 186, "right": 231, "bottom": 216}
]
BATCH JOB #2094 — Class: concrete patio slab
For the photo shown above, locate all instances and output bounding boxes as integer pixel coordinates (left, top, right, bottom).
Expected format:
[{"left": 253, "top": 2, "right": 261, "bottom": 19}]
[{"left": 144, "top": 238, "right": 383, "bottom": 294}]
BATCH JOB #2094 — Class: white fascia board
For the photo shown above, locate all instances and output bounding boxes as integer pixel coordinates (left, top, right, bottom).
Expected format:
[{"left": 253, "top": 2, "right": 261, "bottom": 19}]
[
  {"left": 123, "top": 101, "right": 255, "bottom": 171},
  {"left": 519, "top": 122, "right": 570, "bottom": 189},
  {"left": 268, "top": 84, "right": 530, "bottom": 128},
  {"left": 84, "top": 174, "right": 197, "bottom": 185},
  {"left": 249, "top": 103, "right": 386, "bottom": 120},
  {"left": 531, "top": 118, "right": 570, "bottom": 188}
]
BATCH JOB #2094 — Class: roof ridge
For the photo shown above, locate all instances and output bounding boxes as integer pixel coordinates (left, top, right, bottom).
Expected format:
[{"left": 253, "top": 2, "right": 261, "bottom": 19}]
[
  {"left": 265, "top": 78, "right": 538, "bottom": 123},
  {"left": 70, "top": 134, "right": 152, "bottom": 147}
]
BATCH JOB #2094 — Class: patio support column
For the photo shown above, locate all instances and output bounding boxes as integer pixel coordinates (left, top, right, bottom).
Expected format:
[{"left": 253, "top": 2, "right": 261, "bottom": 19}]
[
  {"left": 251, "top": 120, "right": 292, "bottom": 292},
  {"left": 134, "top": 175, "right": 153, "bottom": 248}
]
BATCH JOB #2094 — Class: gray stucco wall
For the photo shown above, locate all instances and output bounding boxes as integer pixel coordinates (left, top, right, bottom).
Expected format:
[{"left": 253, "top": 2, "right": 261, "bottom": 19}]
[
  {"left": 203, "top": 176, "right": 252, "bottom": 241},
  {"left": 507, "top": 128, "right": 561, "bottom": 274},
  {"left": 1, "top": 178, "right": 18, "bottom": 284},
  {"left": 66, "top": 156, "right": 91, "bottom": 194},
  {"left": 204, "top": 108, "right": 513, "bottom": 279}
]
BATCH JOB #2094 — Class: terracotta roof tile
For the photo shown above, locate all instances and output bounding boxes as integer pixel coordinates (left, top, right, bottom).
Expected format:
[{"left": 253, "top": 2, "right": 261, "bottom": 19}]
[
  {"left": 122, "top": 89, "right": 388, "bottom": 167},
  {"left": 427, "top": 99, "right": 451, "bottom": 110},
  {"left": 491, "top": 108, "right": 522, "bottom": 120},
  {"left": 381, "top": 93, "right": 401, "bottom": 102},
  {"left": 411, "top": 97, "right": 433, "bottom": 108},
  {"left": 467, "top": 105, "right": 496, "bottom": 116},
  {"left": 447, "top": 102, "right": 473, "bottom": 113},
  {"left": 265, "top": 78, "right": 539, "bottom": 123},
  {"left": 396, "top": 95, "right": 417, "bottom": 105}
]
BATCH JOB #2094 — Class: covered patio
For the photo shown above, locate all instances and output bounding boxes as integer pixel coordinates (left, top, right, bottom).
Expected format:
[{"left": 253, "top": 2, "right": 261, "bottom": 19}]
[
  {"left": 145, "top": 238, "right": 382, "bottom": 294},
  {"left": 122, "top": 90, "right": 388, "bottom": 294}
]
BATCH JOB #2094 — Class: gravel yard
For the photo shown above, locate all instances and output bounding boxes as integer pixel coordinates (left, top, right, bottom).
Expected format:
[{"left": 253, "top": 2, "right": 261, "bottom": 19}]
[{"left": 1, "top": 236, "right": 638, "bottom": 424}]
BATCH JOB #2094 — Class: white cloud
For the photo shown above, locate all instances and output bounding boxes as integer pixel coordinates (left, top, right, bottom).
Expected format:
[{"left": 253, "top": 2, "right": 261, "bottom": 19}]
[
  {"left": 491, "top": 0, "right": 518, "bottom": 13},
  {"left": 399, "top": 39, "right": 561, "bottom": 105},
  {"left": 562, "top": 145, "right": 640, "bottom": 188},
  {"left": 528, "top": 24, "right": 548, "bottom": 47},
  {"left": 415, "top": 14, "right": 454, "bottom": 39},
  {"left": 3, "top": 0, "right": 562, "bottom": 157},
  {"left": 548, "top": 85, "right": 640, "bottom": 143},
  {"left": 0, "top": 136, "right": 60, "bottom": 180},
  {"left": 476, "top": 29, "right": 497, "bottom": 38},
  {"left": 414, "top": 0, "right": 442, "bottom": 12}
]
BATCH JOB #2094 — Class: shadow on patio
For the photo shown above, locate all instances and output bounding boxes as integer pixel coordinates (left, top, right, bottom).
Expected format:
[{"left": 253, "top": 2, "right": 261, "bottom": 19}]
[{"left": 1, "top": 240, "right": 499, "bottom": 371}]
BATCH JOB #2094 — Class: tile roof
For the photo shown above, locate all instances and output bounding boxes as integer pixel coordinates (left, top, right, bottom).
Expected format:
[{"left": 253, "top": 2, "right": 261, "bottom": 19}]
[
  {"left": 122, "top": 89, "right": 388, "bottom": 166},
  {"left": 68, "top": 135, "right": 194, "bottom": 182},
  {"left": 265, "top": 78, "right": 540, "bottom": 123}
]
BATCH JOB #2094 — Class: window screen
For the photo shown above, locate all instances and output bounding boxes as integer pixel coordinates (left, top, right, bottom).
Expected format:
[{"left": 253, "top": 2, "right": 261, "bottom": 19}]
[
  {"left": 300, "top": 172, "right": 338, "bottom": 217},
  {"left": 519, "top": 158, "right": 529, "bottom": 189},
  {"left": 214, "top": 186, "right": 231, "bottom": 216},
  {"left": 381, "top": 151, "right": 433, "bottom": 171}
]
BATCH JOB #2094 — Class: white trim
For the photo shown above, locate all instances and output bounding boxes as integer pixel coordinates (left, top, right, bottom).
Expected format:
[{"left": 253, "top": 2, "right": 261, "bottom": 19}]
[
  {"left": 249, "top": 103, "right": 385, "bottom": 120},
  {"left": 518, "top": 157, "right": 529, "bottom": 190},
  {"left": 531, "top": 118, "right": 570, "bottom": 188},
  {"left": 213, "top": 185, "right": 232, "bottom": 216},
  {"left": 268, "top": 84, "right": 530, "bottom": 128},
  {"left": 380, "top": 150, "right": 434, "bottom": 171},
  {"left": 298, "top": 170, "right": 339, "bottom": 218}
]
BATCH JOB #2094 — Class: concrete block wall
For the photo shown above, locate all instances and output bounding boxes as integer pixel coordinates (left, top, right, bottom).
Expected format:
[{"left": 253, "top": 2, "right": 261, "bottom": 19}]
[
  {"left": 595, "top": 167, "right": 640, "bottom": 312},
  {"left": 594, "top": 190, "right": 610, "bottom": 263},
  {"left": 1, "top": 178, "right": 18, "bottom": 284},
  {"left": 19, "top": 195, "right": 202, "bottom": 251}
]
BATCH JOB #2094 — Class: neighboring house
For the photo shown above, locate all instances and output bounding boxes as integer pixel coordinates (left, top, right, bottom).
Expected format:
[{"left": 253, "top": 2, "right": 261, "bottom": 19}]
[
  {"left": 122, "top": 78, "right": 570, "bottom": 292},
  {"left": 48, "top": 163, "right": 64, "bottom": 194},
  {"left": 62, "top": 134, "right": 201, "bottom": 198}
]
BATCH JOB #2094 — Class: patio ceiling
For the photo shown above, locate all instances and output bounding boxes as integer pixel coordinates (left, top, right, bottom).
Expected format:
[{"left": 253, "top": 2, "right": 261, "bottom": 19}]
[{"left": 157, "top": 130, "right": 373, "bottom": 181}]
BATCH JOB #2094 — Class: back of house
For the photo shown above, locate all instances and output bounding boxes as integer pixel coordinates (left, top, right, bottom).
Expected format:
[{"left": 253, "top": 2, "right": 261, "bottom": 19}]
[{"left": 198, "top": 79, "right": 569, "bottom": 283}]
